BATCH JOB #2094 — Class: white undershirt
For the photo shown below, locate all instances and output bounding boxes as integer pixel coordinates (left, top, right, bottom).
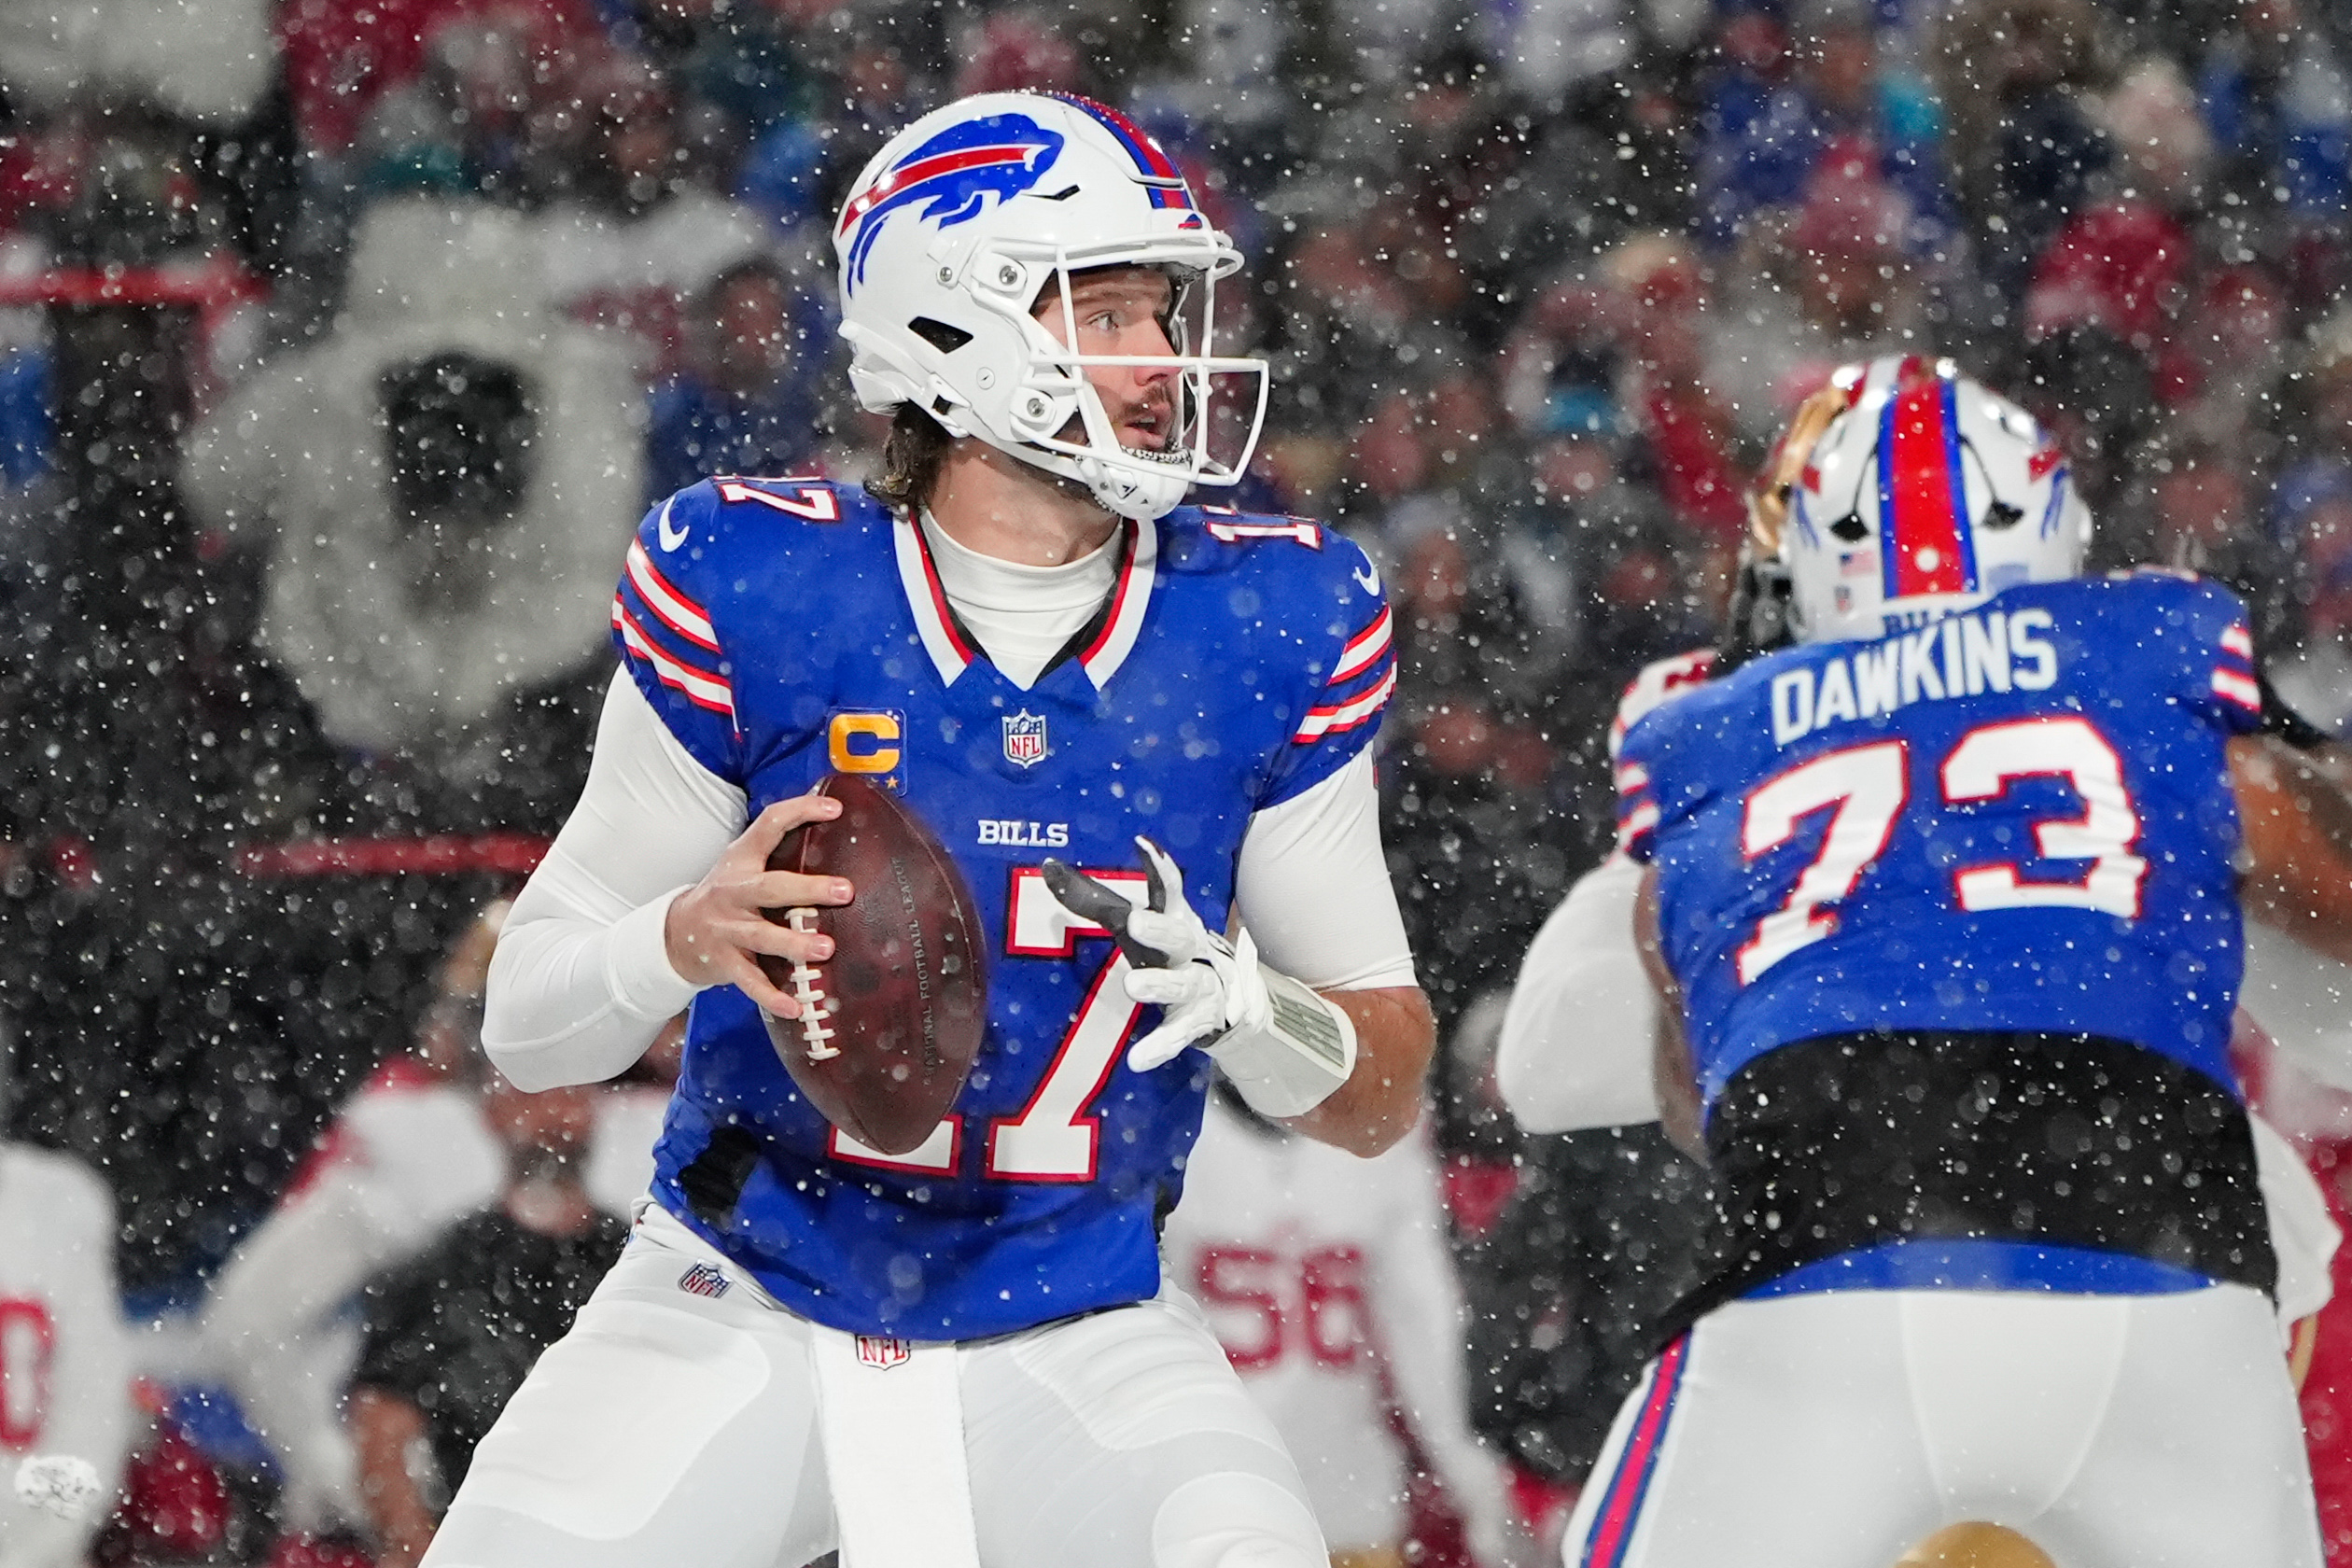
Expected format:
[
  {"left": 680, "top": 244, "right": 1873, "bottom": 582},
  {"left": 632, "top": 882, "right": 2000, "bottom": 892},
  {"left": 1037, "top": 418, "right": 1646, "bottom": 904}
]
[
  {"left": 919, "top": 511, "right": 1117, "bottom": 689},
  {"left": 485, "top": 598, "right": 1417, "bottom": 1090}
]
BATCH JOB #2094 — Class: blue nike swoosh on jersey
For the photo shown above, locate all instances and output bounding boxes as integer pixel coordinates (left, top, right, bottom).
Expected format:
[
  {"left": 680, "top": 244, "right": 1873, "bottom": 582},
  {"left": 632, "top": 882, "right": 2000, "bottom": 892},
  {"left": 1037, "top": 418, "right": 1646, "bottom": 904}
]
[
  {"left": 1352, "top": 563, "right": 1379, "bottom": 594},
  {"left": 658, "top": 499, "right": 690, "bottom": 551}
]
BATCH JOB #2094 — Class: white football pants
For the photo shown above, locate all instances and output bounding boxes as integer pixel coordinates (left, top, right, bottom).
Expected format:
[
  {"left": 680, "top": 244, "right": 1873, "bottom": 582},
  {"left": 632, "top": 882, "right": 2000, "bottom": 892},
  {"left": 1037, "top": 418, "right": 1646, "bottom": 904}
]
[
  {"left": 418, "top": 1204, "right": 1325, "bottom": 1568},
  {"left": 1561, "top": 1284, "right": 2321, "bottom": 1568}
]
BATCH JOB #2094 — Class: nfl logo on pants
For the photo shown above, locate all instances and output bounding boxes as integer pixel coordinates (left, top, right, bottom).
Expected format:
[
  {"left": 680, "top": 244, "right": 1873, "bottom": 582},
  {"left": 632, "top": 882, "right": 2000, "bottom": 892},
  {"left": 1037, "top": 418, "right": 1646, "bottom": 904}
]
[
  {"left": 856, "top": 1335, "right": 912, "bottom": 1370},
  {"left": 676, "top": 1262, "right": 732, "bottom": 1299},
  {"left": 1001, "top": 710, "right": 1048, "bottom": 768}
]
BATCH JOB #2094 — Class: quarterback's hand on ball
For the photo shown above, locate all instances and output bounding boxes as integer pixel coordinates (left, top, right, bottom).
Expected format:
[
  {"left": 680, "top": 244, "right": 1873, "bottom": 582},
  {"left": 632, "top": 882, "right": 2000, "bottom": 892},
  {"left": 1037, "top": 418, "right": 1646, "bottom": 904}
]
[
  {"left": 1043, "top": 840, "right": 1356, "bottom": 1118},
  {"left": 665, "top": 794, "right": 854, "bottom": 1018}
]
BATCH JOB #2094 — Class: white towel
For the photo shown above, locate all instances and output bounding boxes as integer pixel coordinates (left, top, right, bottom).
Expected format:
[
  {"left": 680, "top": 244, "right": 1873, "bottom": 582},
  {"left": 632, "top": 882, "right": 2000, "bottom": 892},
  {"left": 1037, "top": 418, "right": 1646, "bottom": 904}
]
[{"left": 809, "top": 1328, "right": 983, "bottom": 1568}]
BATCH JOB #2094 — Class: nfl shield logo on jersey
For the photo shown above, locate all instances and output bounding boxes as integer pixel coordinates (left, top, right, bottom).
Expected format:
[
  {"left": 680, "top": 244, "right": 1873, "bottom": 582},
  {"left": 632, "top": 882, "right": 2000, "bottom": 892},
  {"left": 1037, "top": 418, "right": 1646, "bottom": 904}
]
[
  {"left": 1002, "top": 710, "right": 1049, "bottom": 768},
  {"left": 856, "top": 1335, "right": 913, "bottom": 1370}
]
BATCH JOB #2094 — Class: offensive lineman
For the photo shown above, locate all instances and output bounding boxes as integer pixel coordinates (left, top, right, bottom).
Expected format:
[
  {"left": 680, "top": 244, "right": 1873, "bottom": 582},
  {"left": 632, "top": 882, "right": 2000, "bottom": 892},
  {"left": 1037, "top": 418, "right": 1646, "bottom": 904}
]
[
  {"left": 439, "top": 91, "right": 1433, "bottom": 1568},
  {"left": 1570, "top": 360, "right": 2352, "bottom": 1566}
]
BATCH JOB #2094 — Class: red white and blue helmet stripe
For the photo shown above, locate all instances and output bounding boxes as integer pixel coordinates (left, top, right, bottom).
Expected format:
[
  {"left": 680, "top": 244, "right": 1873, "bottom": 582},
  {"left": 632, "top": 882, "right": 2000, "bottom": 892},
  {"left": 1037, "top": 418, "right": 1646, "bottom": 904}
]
[
  {"left": 1045, "top": 92, "right": 1207, "bottom": 228},
  {"left": 1876, "top": 376, "right": 1979, "bottom": 602}
]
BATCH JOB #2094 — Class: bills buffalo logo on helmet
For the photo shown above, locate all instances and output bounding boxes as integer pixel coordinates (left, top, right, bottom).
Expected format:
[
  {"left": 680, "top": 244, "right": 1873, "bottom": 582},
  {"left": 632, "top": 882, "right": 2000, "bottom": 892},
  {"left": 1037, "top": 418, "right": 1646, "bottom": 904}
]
[{"left": 840, "top": 113, "right": 1067, "bottom": 291}]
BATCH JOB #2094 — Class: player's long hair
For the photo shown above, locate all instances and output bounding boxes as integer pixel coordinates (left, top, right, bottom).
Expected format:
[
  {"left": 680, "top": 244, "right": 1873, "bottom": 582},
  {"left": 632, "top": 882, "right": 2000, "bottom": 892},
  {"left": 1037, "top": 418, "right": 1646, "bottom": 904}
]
[{"left": 866, "top": 404, "right": 953, "bottom": 512}]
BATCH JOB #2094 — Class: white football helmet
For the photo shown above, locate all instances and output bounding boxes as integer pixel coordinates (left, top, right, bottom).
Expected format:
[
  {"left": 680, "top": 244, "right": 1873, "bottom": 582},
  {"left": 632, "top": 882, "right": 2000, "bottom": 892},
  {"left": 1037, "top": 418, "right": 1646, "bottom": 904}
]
[
  {"left": 1783, "top": 357, "right": 2093, "bottom": 643},
  {"left": 834, "top": 91, "right": 1268, "bottom": 522}
]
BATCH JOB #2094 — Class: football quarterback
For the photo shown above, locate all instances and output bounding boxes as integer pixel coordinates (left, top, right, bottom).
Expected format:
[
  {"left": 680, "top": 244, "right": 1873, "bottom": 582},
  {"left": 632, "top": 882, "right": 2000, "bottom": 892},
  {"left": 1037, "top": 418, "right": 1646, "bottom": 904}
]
[{"left": 441, "top": 91, "right": 1434, "bottom": 1568}]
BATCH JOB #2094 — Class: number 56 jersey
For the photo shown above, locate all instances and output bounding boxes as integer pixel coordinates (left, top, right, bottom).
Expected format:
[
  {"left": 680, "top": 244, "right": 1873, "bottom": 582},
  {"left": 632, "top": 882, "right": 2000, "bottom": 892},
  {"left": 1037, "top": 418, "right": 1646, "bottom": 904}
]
[
  {"left": 1617, "top": 572, "right": 2263, "bottom": 1113},
  {"left": 610, "top": 478, "right": 1397, "bottom": 1341}
]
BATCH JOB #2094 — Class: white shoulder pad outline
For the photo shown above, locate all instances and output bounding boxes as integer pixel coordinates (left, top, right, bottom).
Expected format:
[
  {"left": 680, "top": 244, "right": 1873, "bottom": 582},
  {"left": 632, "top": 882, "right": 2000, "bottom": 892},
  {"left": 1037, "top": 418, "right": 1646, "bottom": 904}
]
[{"left": 1607, "top": 647, "right": 1716, "bottom": 762}]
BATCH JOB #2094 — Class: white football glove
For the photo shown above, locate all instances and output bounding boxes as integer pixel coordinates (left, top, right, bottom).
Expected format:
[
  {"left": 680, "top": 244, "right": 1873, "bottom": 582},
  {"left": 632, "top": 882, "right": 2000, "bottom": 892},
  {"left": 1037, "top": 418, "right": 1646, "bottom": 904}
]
[{"left": 1042, "top": 839, "right": 1357, "bottom": 1119}]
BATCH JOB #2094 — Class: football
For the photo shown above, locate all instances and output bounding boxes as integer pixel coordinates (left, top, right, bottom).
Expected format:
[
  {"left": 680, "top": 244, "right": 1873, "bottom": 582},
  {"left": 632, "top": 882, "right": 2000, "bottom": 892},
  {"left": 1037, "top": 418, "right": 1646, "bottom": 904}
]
[{"left": 759, "top": 775, "right": 987, "bottom": 1155}]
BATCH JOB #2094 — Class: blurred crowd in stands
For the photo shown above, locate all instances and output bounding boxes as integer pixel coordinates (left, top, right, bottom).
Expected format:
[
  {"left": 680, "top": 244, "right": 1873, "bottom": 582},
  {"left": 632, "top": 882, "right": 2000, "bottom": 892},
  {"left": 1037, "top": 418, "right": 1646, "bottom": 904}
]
[{"left": 11, "top": 0, "right": 2352, "bottom": 1560}]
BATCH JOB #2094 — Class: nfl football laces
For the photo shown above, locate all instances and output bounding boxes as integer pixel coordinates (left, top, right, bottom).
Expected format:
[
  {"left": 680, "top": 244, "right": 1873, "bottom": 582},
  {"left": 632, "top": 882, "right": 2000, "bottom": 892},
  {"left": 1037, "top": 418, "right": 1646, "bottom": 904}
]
[{"left": 757, "top": 774, "right": 988, "bottom": 1157}]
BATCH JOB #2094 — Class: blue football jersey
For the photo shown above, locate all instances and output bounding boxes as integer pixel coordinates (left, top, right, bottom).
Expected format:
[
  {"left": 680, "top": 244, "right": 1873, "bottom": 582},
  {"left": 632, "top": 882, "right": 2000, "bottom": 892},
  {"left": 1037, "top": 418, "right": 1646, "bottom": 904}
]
[
  {"left": 609, "top": 477, "right": 1397, "bottom": 1338},
  {"left": 1617, "top": 573, "right": 2264, "bottom": 1114}
]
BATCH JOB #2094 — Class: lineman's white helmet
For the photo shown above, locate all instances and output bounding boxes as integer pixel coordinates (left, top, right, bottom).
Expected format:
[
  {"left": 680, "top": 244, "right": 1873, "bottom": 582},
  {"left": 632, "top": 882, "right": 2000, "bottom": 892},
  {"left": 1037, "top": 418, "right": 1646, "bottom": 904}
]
[
  {"left": 834, "top": 91, "right": 1268, "bottom": 522},
  {"left": 1785, "top": 357, "right": 2093, "bottom": 643}
]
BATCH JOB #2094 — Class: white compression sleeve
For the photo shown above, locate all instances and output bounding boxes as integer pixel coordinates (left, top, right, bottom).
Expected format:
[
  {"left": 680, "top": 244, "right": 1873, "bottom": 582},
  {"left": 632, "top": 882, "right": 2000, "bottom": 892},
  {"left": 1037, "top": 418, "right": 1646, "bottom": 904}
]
[
  {"left": 1494, "top": 853, "right": 1662, "bottom": 1133},
  {"left": 483, "top": 673, "right": 746, "bottom": 1090},
  {"left": 1234, "top": 749, "right": 1418, "bottom": 993}
]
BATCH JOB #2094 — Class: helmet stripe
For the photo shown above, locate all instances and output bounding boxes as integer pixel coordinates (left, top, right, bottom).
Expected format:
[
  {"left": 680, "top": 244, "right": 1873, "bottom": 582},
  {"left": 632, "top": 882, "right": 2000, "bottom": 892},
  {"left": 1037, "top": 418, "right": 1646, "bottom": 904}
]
[
  {"left": 1877, "top": 380, "right": 1977, "bottom": 600},
  {"left": 1046, "top": 92, "right": 1193, "bottom": 210}
]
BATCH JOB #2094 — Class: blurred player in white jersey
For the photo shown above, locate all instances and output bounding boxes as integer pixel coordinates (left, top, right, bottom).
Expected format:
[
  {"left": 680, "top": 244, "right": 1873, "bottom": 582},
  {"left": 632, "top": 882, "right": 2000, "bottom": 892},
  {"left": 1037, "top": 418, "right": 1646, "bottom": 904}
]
[
  {"left": 0, "top": 1128, "right": 133, "bottom": 1568},
  {"left": 1164, "top": 1084, "right": 1532, "bottom": 1568},
  {"left": 199, "top": 902, "right": 666, "bottom": 1538},
  {"left": 346, "top": 1069, "right": 627, "bottom": 1568}
]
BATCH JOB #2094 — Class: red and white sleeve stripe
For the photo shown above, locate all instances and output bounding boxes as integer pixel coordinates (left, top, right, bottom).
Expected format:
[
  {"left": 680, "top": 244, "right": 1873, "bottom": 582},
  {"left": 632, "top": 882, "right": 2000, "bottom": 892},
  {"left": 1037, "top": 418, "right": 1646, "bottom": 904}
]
[
  {"left": 613, "top": 598, "right": 736, "bottom": 721},
  {"left": 1615, "top": 800, "right": 1660, "bottom": 855},
  {"left": 2213, "top": 619, "right": 2260, "bottom": 711},
  {"left": 1328, "top": 606, "right": 1393, "bottom": 685},
  {"left": 1294, "top": 665, "right": 1397, "bottom": 742},
  {"left": 2211, "top": 668, "right": 2261, "bottom": 710},
  {"left": 625, "top": 539, "right": 721, "bottom": 653}
]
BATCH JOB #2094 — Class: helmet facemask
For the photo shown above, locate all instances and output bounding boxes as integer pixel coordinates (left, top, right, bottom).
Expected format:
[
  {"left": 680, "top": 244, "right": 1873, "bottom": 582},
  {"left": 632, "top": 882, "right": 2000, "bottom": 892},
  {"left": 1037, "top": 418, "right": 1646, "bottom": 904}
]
[
  {"left": 1721, "top": 377, "right": 1855, "bottom": 667},
  {"left": 975, "top": 239, "right": 1267, "bottom": 521}
]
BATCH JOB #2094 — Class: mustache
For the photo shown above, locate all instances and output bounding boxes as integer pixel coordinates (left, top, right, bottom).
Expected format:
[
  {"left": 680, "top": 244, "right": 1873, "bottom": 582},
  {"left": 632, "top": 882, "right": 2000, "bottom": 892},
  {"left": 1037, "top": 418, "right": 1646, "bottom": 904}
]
[
  {"left": 1049, "top": 384, "right": 1185, "bottom": 456},
  {"left": 1110, "top": 385, "right": 1177, "bottom": 443},
  {"left": 1113, "top": 385, "right": 1173, "bottom": 420}
]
